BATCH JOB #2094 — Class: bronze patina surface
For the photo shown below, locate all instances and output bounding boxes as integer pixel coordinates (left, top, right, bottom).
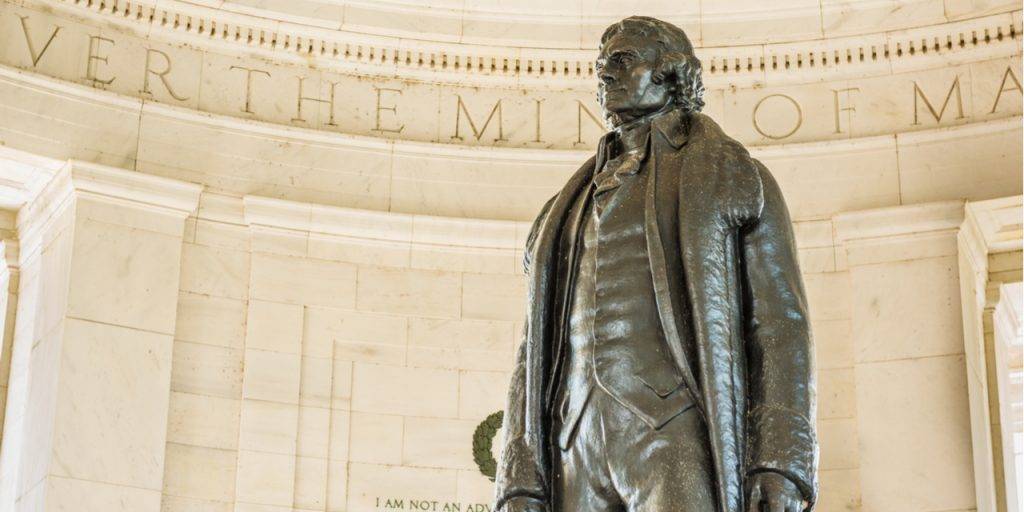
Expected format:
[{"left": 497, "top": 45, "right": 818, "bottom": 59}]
[{"left": 495, "top": 17, "right": 818, "bottom": 512}]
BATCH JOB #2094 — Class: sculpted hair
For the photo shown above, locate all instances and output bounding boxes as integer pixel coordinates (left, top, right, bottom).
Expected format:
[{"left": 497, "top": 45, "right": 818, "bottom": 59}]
[{"left": 600, "top": 16, "right": 706, "bottom": 115}]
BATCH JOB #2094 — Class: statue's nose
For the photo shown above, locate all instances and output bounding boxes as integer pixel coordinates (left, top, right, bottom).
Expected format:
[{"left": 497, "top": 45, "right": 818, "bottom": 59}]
[{"left": 599, "top": 70, "right": 615, "bottom": 86}]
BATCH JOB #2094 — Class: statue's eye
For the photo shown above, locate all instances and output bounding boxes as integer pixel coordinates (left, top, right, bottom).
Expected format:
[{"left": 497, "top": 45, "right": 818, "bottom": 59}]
[{"left": 618, "top": 54, "right": 633, "bottom": 65}]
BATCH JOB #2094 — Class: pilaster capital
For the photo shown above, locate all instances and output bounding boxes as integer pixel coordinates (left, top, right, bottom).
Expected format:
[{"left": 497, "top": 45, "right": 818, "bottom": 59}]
[
  {"left": 832, "top": 200, "right": 966, "bottom": 267},
  {"left": 959, "top": 195, "right": 1024, "bottom": 266},
  {"left": 15, "top": 159, "right": 202, "bottom": 259}
]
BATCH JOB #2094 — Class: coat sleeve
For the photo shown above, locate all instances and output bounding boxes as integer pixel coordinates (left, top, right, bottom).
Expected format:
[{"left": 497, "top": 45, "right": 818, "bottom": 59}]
[
  {"left": 494, "top": 196, "right": 556, "bottom": 512},
  {"left": 740, "top": 163, "right": 819, "bottom": 508},
  {"left": 494, "top": 340, "right": 548, "bottom": 511}
]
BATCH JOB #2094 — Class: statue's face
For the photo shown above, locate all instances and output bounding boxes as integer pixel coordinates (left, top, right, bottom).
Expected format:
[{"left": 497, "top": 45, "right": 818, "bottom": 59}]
[{"left": 597, "top": 31, "right": 673, "bottom": 126}]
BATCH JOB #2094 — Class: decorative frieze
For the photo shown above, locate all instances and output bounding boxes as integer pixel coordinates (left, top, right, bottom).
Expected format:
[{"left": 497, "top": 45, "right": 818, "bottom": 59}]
[
  {"left": 13, "top": 0, "right": 1021, "bottom": 86},
  {"left": 1, "top": 2, "right": 1021, "bottom": 150}
]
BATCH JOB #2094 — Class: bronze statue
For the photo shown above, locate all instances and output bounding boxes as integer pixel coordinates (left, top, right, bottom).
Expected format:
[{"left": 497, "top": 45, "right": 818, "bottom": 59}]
[{"left": 495, "top": 17, "right": 818, "bottom": 512}]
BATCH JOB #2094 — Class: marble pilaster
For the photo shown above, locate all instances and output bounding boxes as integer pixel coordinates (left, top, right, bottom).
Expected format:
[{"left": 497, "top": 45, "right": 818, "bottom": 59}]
[
  {"left": 835, "top": 200, "right": 977, "bottom": 512},
  {"left": 1, "top": 161, "right": 200, "bottom": 512},
  {"left": 956, "top": 195, "right": 1024, "bottom": 512},
  {"left": 0, "top": 214, "right": 20, "bottom": 489}
]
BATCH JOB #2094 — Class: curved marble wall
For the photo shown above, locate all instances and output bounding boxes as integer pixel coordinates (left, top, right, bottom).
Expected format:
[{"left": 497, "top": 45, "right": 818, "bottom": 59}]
[
  {"left": 0, "top": 1, "right": 1020, "bottom": 149},
  {"left": 88, "top": 0, "right": 1024, "bottom": 50},
  {"left": 0, "top": 1, "right": 1021, "bottom": 512},
  {"left": 0, "top": 153, "right": 1008, "bottom": 512},
  {"left": 0, "top": 64, "right": 1020, "bottom": 221}
]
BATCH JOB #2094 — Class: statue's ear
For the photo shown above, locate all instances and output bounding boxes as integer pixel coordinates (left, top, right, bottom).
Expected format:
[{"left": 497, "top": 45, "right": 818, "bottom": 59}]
[{"left": 655, "top": 51, "right": 688, "bottom": 89}]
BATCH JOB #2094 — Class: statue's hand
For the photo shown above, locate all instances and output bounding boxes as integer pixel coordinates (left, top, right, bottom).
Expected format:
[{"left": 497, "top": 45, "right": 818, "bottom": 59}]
[
  {"left": 746, "top": 472, "right": 804, "bottom": 512},
  {"left": 500, "top": 497, "right": 547, "bottom": 512}
]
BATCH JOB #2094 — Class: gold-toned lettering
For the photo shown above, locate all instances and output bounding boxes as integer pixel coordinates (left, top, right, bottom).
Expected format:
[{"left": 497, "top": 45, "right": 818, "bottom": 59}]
[
  {"left": 912, "top": 77, "right": 964, "bottom": 125},
  {"left": 752, "top": 94, "right": 802, "bottom": 140},
  {"left": 576, "top": 100, "right": 604, "bottom": 145},
  {"left": 292, "top": 77, "right": 339, "bottom": 126},
  {"left": 373, "top": 87, "right": 404, "bottom": 133},
  {"left": 85, "top": 36, "right": 115, "bottom": 86},
  {"left": 141, "top": 49, "right": 188, "bottom": 101},
  {"left": 990, "top": 66, "right": 1022, "bottom": 114},
  {"left": 453, "top": 96, "right": 506, "bottom": 142},
  {"left": 17, "top": 16, "right": 60, "bottom": 67},
  {"left": 229, "top": 65, "right": 271, "bottom": 114},
  {"left": 832, "top": 87, "right": 860, "bottom": 134}
]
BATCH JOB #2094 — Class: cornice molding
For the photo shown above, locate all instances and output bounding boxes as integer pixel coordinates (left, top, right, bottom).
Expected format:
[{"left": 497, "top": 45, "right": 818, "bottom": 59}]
[
  {"left": 27, "top": 0, "right": 1022, "bottom": 87},
  {"left": 958, "top": 197, "right": 1022, "bottom": 309},
  {"left": 834, "top": 200, "right": 966, "bottom": 243},
  {"left": 3, "top": 149, "right": 1018, "bottom": 266},
  {"left": 243, "top": 194, "right": 526, "bottom": 249},
  {"left": 963, "top": 195, "right": 1024, "bottom": 256},
  {"left": 12, "top": 156, "right": 202, "bottom": 257},
  {"left": 181, "top": 0, "right": 1017, "bottom": 42},
  {"left": 69, "top": 160, "right": 203, "bottom": 216},
  {"left": 0, "top": 146, "right": 63, "bottom": 211}
]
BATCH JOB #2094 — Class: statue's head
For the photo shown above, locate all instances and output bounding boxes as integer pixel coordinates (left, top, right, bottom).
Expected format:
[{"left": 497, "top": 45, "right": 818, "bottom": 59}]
[{"left": 597, "top": 17, "right": 705, "bottom": 127}]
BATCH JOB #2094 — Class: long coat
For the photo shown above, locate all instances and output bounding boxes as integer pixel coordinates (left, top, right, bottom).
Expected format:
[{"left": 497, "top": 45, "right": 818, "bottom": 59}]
[{"left": 494, "top": 109, "right": 818, "bottom": 512}]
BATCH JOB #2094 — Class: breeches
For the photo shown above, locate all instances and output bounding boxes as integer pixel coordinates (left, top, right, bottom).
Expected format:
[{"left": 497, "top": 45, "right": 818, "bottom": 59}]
[{"left": 553, "top": 387, "right": 716, "bottom": 512}]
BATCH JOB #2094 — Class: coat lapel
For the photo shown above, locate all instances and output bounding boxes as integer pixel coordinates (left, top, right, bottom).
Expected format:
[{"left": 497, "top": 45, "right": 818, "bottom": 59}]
[
  {"left": 645, "top": 111, "right": 703, "bottom": 413},
  {"left": 545, "top": 169, "right": 596, "bottom": 407},
  {"left": 523, "top": 137, "right": 604, "bottom": 446},
  {"left": 648, "top": 111, "right": 755, "bottom": 512}
]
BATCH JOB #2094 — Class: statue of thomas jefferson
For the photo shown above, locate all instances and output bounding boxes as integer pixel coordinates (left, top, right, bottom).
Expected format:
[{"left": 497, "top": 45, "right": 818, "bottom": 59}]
[{"left": 495, "top": 17, "right": 818, "bottom": 512}]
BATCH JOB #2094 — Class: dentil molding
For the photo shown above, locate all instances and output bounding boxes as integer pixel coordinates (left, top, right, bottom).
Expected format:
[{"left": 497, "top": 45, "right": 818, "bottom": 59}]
[{"left": 19, "top": 0, "right": 1023, "bottom": 87}]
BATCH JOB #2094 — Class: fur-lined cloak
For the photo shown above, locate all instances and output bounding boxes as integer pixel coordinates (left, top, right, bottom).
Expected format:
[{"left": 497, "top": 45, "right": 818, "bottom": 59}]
[{"left": 495, "top": 109, "right": 818, "bottom": 512}]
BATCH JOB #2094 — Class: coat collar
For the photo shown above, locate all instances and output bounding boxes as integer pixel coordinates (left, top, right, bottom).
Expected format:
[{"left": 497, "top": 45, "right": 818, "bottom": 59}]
[
  {"left": 596, "top": 106, "right": 689, "bottom": 170},
  {"left": 650, "top": 107, "right": 689, "bottom": 149}
]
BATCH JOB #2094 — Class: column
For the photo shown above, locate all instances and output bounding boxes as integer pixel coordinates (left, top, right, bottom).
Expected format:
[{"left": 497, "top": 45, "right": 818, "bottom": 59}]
[
  {"left": 0, "top": 212, "right": 20, "bottom": 446},
  {"left": 4, "top": 161, "right": 200, "bottom": 512},
  {"left": 0, "top": 213, "right": 20, "bottom": 497},
  {"left": 958, "top": 195, "right": 1024, "bottom": 512},
  {"left": 834, "top": 200, "right": 977, "bottom": 512}
]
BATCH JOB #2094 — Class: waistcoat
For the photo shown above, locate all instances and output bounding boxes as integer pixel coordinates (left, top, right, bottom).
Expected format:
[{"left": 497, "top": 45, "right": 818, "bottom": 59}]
[{"left": 555, "top": 141, "right": 695, "bottom": 450}]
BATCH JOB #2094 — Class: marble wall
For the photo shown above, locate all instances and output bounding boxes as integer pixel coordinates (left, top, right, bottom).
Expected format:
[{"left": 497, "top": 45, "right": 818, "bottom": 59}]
[
  {"left": 0, "top": 154, "right": 1018, "bottom": 512},
  {"left": 1, "top": 1, "right": 1020, "bottom": 151},
  {"left": 166, "top": 194, "right": 528, "bottom": 512},
  {"left": 0, "top": 0, "right": 1021, "bottom": 510},
  {"left": 0, "top": 64, "right": 1020, "bottom": 222},
  {"left": 0, "top": 162, "right": 201, "bottom": 511}
]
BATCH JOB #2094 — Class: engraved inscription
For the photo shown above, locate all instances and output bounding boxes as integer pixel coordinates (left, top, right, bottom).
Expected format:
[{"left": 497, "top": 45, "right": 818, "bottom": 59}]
[
  {"left": 17, "top": 16, "right": 60, "bottom": 67},
  {"left": 576, "top": 100, "right": 605, "bottom": 145},
  {"left": 85, "top": 35, "right": 115, "bottom": 86},
  {"left": 533, "top": 98, "right": 545, "bottom": 143},
  {"left": 912, "top": 76, "right": 965, "bottom": 125},
  {"left": 1, "top": 4, "right": 1020, "bottom": 150},
  {"left": 374, "top": 497, "right": 493, "bottom": 511},
  {"left": 374, "top": 87, "right": 405, "bottom": 133},
  {"left": 293, "top": 76, "right": 340, "bottom": 126},
  {"left": 229, "top": 65, "right": 271, "bottom": 114},
  {"left": 142, "top": 49, "right": 188, "bottom": 101},
  {"left": 991, "top": 66, "right": 1022, "bottom": 114},
  {"left": 453, "top": 96, "right": 506, "bottom": 142},
  {"left": 832, "top": 87, "right": 860, "bottom": 134},
  {"left": 753, "top": 94, "right": 803, "bottom": 140}
]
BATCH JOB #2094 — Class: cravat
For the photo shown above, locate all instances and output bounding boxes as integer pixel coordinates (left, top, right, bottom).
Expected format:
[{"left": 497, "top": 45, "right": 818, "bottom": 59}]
[{"left": 593, "top": 130, "right": 649, "bottom": 197}]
